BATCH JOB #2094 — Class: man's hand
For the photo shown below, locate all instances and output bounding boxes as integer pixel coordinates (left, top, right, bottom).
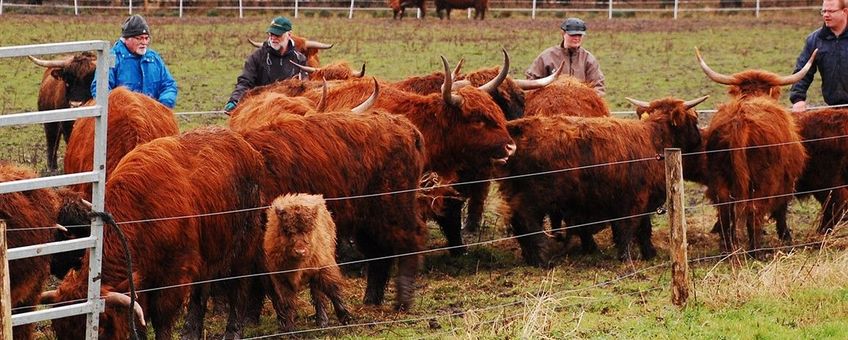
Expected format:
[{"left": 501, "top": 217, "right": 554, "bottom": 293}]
[
  {"left": 224, "top": 101, "right": 237, "bottom": 115},
  {"left": 792, "top": 101, "right": 807, "bottom": 113}
]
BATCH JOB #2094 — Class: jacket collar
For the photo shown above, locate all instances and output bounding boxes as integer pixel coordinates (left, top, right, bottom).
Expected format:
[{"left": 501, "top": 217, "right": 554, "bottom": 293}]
[
  {"left": 818, "top": 24, "right": 848, "bottom": 40},
  {"left": 115, "top": 39, "right": 150, "bottom": 60}
]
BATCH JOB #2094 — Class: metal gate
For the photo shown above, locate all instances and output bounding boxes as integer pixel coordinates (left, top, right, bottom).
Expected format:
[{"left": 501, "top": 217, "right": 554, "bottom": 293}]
[{"left": 0, "top": 40, "right": 111, "bottom": 340}]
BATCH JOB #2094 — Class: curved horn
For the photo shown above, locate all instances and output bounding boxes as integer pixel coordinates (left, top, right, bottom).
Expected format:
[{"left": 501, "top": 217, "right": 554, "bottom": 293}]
[
  {"left": 441, "top": 56, "right": 464, "bottom": 107},
  {"left": 778, "top": 49, "right": 818, "bottom": 86},
  {"left": 40, "top": 290, "right": 59, "bottom": 304},
  {"left": 247, "top": 38, "right": 263, "bottom": 49},
  {"left": 304, "top": 40, "right": 333, "bottom": 50},
  {"left": 28, "top": 55, "right": 69, "bottom": 68},
  {"left": 352, "top": 63, "right": 366, "bottom": 78},
  {"left": 514, "top": 59, "right": 564, "bottom": 90},
  {"left": 81, "top": 199, "right": 93, "bottom": 209},
  {"left": 625, "top": 97, "right": 651, "bottom": 109},
  {"left": 695, "top": 47, "right": 738, "bottom": 86},
  {"left": 316, "top": 78, "right": 328, "bottom": 113},
  {"left": 477, "top": 48, "right": 510, "bottom": 94},
  {"left": 450, "top": 79, "right": 472, "bottom": 91},
  {"left": 352, "top": 77, "right": 380, "bottom": 114},
  {"left": 289, "top": 60, "right": 319, "bottom": 73},
  {"left": 104, "top": 292, "right": 147, "bottom": 327},
  {"left": 683, "top": 95, "right": 710, "bottom": 109},
  {"left": 54, "top": 223, "right": 68, "bottom": 232},
  {"left": 452, "top": 58, "right": 465, "bottom": 80}
]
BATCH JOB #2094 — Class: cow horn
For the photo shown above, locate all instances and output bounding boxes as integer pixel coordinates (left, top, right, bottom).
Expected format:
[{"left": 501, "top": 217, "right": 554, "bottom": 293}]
[
  {"left": 304, "top": 40, "right": 333, "bottom": 50},
  {"left": 778, "top": 49, "right": 818, "bottom": 86},
  {"left": 40, "top": 290, "right": 59, "bottom": 304},
  {"left": 104, "top": 292, "right": 147, "bottom": 327},
  {"left": 441, "top": 56, "right": 464, "bottom": 107},
  {"left": 514, "top": 59, "right": 564, "bottom": 90},
  {"left": 451, "top": 80, "right": 472, "bottom": 91},
  {"left": 352, "top": 77, "right": 380, "bottom": 114},
  {"left": 247, "top": 38, "right": 263, "bottom": 48},
  {"left": 352, "top": 63, "right": 366, "bottom": 78},
  {"left": 316, "top": 78, "right": 329, "bottom": 113},
  {"left": 290, "top": 60, "right": 319, "bottom": 73},
  {"left": 81, "top": 199, "right": 93, "bottom": 209},
  {"left": 28, "top": 55, "right": 69, "bottom": 68},
  {"left": 695, "top": 47, "right": 738, "bottom": 86},
  {"left": 54, "top": 223, "right": 68, "bottom": 232},
  {"left": 477, "top": 48, "right": 510, "bottom": 94},
  {"left": 625, "top": 97, "right": 651, "bottom": 109},
  {"left": 683, "top": 95, "right": 710, "bottom": 109},
  {"left": 452, "top": 58, "right": 465, "bottom": 80}
]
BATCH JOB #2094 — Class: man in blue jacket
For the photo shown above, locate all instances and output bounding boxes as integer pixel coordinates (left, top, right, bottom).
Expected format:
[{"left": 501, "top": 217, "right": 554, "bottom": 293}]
[
  {"left": 92, "top": 15, "right": 178, "bottom": 108},
  {"left": 790, "top": 0, "right": 848, "bottom": 112}
]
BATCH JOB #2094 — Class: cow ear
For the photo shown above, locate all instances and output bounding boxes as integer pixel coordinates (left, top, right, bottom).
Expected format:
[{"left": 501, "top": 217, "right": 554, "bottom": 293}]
[
  {"left": 50, "top": 69, "right": 63, "bottom": 80},
  {"left": 506, "top": 123, "right": 524, "bottom": 138}
]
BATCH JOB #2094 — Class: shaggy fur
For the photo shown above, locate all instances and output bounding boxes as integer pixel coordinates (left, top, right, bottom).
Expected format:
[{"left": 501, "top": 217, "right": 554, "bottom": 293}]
[
  {"left": 302, "top": 77, "right": 515, "bottom": 255},
  {"left": 263, "top": 194, "right": 351, "bottom": 331},
  {"left": 497, "top": 98, "right": 703, "bottom": 265},
  {"left": 34, "top": 52, "right": 97, "bottom": 172},
  {"left": 0, "top": 162, "right": 59, "bottom": 340},
  {"left": 63, "top": 87, "right": 179, "bottom": 199},
  {"left": 228, "top": 92, "right": 316, "bottom": 132},
  {"left": 794, "top": 108, "right": 848, "bottom": 233},
  {"left": 240, "top": 111, "right": 427, "bottom": 310},
  {"left": 524, "top": 76, "right": 610, "bottom": 117},
  {"left": 706, "top": 93, "right": 807, "bottom": 255},
  {"left": 47, "top": 127, "right": 266, "bottom": 339},
  {"left": 305, "top": 61, "right": 365, "bottom": 81}
]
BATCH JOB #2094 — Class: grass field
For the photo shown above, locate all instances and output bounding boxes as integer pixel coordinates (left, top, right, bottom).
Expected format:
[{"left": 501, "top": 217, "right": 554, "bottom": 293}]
[{"left": 3, "top": 12, "right": 848, "bottom": 339}]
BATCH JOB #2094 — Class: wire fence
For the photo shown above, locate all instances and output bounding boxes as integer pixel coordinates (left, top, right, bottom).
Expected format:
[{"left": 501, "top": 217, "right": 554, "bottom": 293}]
[{"left": 0, "top": 0, "right": 823, "bottom": 18}]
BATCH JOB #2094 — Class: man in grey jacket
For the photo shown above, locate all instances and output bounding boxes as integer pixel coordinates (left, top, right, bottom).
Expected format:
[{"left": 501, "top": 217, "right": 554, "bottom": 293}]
[
  {"left": 224, "top": 16, "right": 307, "bottom": 114},
  {"left": 525, "top": 17, "right": 606, "bottom": 96}
]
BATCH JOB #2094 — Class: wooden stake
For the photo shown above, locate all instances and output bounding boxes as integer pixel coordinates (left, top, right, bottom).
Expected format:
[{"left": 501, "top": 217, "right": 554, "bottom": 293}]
[
  {"left": 665, "top": 149, "right": 690, "bottom": 307},
  {"left": 0, "top": 219, "right": 12, "bottom": 339}
]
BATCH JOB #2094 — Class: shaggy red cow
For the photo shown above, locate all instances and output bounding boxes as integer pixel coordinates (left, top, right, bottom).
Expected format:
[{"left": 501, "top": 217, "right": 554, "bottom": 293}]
[
  {"left": 63, "top": 87, "right": 179, "bottom": 200},
  {"left": 302, "top": 55, "right": 515, "bottom": 256},
  {"left": 496, "top": 96, "right": 707, "bottom": 265},
  {"left": 29, "top": 53, "right": 97, "bottom": 173},
  {"left": 44, "top": 127, "right": 266, "bottom": 339},
  {"left": 697, "top": 49, "right": 812, "bottom": 256},
  {"left": 522, "top": 75, "right": 610, "bottom": 118},
  {"left": 240, "top": 110, "right": 427, "bottom": 310},
  {"left": 794, "top": 108, "right": 848, "bottom": 233},
  {"left": 263, "top": 194, "right": 352, "bottom": 331},
  {"left": 0, "top": 162, "right": 69, "bottom": 340},
  {"left": 390, "top": 0, "right": 426, "bottom": 19}
]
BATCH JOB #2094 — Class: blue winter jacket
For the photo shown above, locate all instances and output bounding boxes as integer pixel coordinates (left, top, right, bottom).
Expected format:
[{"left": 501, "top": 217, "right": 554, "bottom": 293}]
[
  {"left": 91, "top": 39, "right": 178, "bottom": 108},
  {"left": 789, "top": 25, "right": 848, "bottom": 106}
]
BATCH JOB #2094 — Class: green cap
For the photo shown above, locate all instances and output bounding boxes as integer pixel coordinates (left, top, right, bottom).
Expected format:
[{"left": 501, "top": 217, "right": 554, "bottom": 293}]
[{"left": 267, "top": 16, "right": 292, "bottom": 36}]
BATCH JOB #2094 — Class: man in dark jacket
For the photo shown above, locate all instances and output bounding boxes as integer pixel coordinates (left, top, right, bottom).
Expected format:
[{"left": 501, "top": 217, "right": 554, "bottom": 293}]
[
  {"left": 790, "top": 0, "right": 848, "bottom": 112},
  {"left": 224, "top": 16, "right": 307, "bottom": 114}
]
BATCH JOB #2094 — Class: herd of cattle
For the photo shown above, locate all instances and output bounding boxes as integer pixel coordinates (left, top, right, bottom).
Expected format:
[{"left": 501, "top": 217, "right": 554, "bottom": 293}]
[{"left": 2, "top": 34, "right": 848, "bottom": 338}]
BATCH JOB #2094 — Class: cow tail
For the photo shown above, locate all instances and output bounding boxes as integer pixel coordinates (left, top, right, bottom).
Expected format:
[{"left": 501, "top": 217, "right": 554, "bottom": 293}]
[{"left": 730, "top": 130, "right": 751, "bottom": 225}]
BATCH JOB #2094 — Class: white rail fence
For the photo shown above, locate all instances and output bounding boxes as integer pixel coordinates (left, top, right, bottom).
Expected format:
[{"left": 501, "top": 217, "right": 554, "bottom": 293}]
[{"left": 0, "top": 0, "right": 822, "bottom": 18}]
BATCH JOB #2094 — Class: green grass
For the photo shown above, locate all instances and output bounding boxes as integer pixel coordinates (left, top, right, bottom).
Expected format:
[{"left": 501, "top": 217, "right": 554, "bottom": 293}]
[{"left": 2, "top": 12, "right": 847, "bottom": 339}]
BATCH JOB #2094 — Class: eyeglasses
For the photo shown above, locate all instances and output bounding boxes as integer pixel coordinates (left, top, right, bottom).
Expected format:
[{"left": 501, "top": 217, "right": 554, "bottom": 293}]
[
  {"left": 821, "top": 9, "right": 843, "bottom": 15},
  {"left": 129, "top": 35, "right": 150, "bottom": 42}
]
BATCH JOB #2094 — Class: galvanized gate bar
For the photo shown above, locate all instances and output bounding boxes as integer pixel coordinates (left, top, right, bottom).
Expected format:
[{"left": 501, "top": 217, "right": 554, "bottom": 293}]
[
  {"left": 0, "top": 40, "right": 111, "bottom": 340},
  {"left": 0, "top": 40, "right": 111, "bottom": 58},
  {"left": 0, "top": 106, "right": 102, "bottom": 126},
  {"left": 11, "top": 300, "right": 103, "bottom": 326},
  {"left": 0, "top": 172, "right": 98, "bottom": 194},
  {"left": 7, "top": 237, "right": 97, "bottom": 261}
]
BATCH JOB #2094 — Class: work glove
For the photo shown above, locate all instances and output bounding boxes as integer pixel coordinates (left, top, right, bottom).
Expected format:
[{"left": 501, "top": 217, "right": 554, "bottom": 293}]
[{"left": 224, "top": 101, "right": 237, "bottom": 115}]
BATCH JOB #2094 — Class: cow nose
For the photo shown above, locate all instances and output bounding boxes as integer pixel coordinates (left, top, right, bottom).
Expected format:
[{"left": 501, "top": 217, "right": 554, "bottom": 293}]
[
  {"left": 505, "top": 142, "right": 516, "bottom": 156},
  {"left": 294, "top": 248, "right": 307, "bottom": 257},
  {"left": 70, "top": 101, "right": 83, "bottom": 108}
]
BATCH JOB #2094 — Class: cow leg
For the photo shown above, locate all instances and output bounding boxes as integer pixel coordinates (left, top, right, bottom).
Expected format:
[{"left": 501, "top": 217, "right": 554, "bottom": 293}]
[
  {"left": 180, "top": 284, "right": 209, "bottom": 340},
  {"left": 314, "top": 267, "right": 352, "bottom": 325},
  {"left": 772, "top": 201, "right": 792, "bottom": 244},
  {"left": 818, "top": 188, "right": 848, "bottom": 234},
  {"left": 611, "top": 219, "right": 637, "bottom": 262},
  {"left": 223, "top": 276, "right": 251, "bottom": 339},
  {"left": 363, "top": 257, "right": 391, "bottom": 306},
  {"left": 267, "top": 275, "right": 298, "bottom": 332},
  {"left": 394, "top": 252, "right": 422, "bottom": 311},
  {"left": 636, "top": 215, "right": 657, "bottom": 260},
  {"left": 434, "top": 197, "right": 466, "bottom": 256},
  {"left": 152, "top": 287, "right": 188, "bottom": 340},
  {"left": 463, "top": 181, "right": 489, "bottom": 233},
  {"left": 510, "top": 207, "right": 551, "bottom": 267},
  {"left": 746, "top": 207, "right": 765, "bottom": 260},
  {"left": 716, "top": 204, "right": 736, "bottom": 254},
  {"left": 243, "top": 277, "right": 265, "bottom": 325},
  {"left": 309, "top": 280, "right": 330, "bottom": 328},
  {"left": 44, "top": 122, "right": 61, "bottom": 172}
]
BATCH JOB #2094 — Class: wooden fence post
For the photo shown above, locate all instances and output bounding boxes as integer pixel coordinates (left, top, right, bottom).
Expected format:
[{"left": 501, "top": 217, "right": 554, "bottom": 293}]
[
  {"left": 0, "top": 220, "right": 12, "bottom": 339},
  {"left": 665, "top": 148, "right": 690, "bottom": 307}
]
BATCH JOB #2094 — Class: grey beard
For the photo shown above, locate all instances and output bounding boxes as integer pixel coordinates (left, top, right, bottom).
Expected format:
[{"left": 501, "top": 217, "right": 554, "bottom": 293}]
[{"left": 269, "top": 40, "right": 281, "bottom": 51}]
